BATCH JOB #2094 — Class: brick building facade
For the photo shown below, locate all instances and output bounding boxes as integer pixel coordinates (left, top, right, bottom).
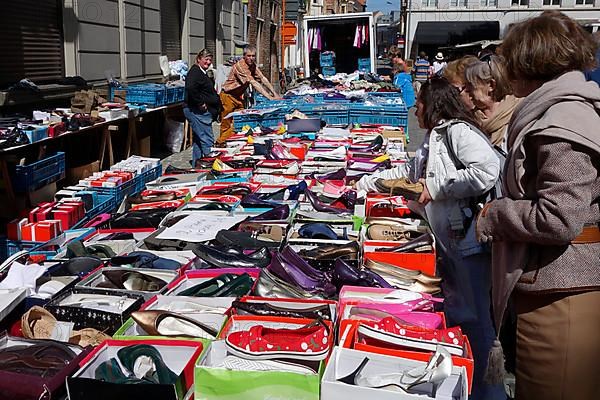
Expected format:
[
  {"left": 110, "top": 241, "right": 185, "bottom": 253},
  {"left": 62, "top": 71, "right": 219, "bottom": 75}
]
[{"left": 247, "top": 0, "right": 282, "bottom": 85}]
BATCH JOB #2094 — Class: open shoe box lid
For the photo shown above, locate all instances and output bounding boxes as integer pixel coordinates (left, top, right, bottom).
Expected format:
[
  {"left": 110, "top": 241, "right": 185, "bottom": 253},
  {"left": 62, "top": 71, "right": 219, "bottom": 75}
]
[{"left": 321, "top": 346, "right": 468, "bottom": 400}]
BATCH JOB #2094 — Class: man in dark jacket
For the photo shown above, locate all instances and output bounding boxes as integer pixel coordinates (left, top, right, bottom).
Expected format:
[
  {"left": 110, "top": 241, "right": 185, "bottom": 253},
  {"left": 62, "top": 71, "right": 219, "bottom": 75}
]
[{"left": 184, "top": 49, "right": 222, "bottom": 165}]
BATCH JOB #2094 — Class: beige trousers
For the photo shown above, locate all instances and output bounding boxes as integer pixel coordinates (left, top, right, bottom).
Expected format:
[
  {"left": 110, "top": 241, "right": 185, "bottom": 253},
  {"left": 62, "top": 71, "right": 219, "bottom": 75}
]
[{"left": 515, "top": 290, "right": 600, "bottom": 400}]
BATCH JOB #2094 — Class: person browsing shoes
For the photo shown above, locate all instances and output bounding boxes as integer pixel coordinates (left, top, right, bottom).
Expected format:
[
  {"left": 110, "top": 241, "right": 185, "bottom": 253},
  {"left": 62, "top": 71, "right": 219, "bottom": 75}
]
[
  {"left": 355, "top": 77, "right": 505, "bottom": 400},
  {"left": 217, "top": 46, "right": 281, "bottom": 145},
  {"left": 184, "top": 49, "right": 222, "bottom": 166}
]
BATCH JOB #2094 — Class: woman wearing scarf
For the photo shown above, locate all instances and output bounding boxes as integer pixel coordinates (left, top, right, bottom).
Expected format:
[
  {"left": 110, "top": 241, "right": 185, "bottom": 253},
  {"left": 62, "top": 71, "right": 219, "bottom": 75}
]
[
  {"left": 475, "top": 11, "right": 600, "bottom": 400},
  {"left": 464, "top": 55, "right": 520, "bottom": 149}
]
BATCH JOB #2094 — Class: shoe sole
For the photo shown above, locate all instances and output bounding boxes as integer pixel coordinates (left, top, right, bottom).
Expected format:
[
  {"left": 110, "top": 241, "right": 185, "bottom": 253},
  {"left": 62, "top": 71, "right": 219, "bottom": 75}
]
[
  {"left": 357, "top": 324, "right": 463, "bottom": 356},
  {"left": 225, "top": 339, "right": 329, "bottom": 361}
]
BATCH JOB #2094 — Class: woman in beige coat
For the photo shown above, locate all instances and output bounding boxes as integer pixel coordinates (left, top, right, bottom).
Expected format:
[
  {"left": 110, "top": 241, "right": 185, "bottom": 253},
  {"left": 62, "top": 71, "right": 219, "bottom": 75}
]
[
  {"left": 464, "top": 55, "right": 520, "bottom": 149},
  {"left": 476, "top": 11, "right": 600, "bottom": 400}
]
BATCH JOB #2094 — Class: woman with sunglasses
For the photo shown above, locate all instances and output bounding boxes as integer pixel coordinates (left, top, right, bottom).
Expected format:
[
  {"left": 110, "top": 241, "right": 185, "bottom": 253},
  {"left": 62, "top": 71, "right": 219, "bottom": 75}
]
[
  {"left": 357, "top": 77, "right": 505, "bottom": 400},
  {"left": 464, "top": 55, "right": 520, "bottom": 149}
]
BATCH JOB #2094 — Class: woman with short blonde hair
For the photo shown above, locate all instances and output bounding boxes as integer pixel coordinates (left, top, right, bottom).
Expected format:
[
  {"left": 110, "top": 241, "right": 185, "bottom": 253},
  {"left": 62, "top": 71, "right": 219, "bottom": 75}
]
[
  {"left": 464, "top": 55, "right": 520, "bottom": 147},
  {"left": 443, "top": 55, "right": 478, "bottom": 111}
]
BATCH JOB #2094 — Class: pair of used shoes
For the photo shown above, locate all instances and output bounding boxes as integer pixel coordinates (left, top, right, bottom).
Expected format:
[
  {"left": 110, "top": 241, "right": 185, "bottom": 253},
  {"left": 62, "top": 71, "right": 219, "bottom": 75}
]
[
  {"left": 374, "top": 232, "right": 434, "bottom": 253},
  {"left": 364, "top": 258, "right": 441, "bottom": 295},
  {"left": 338, "top": 345, "right": 453, "bottom": 393},
  {"left": 178, "top": 273, "right": 254, "bottom": 298},
  {"left": 95, "top": 344, "right": 177, "bottom": 384},
  {"left": 98, "top": 269, "right": 168, "bottom": 292},
  {"left": 131, "top": 310, "right": 218, "bottom": 339},
  {"left": 358, "top": 316, "right": 465, "bottom": 356},
  {"left": 366, "top": 224, "right": 424, "bottom": 241},
  {"left": 232, "top": 300, "right": 332, "bottom": 321},
  {"left": 193, "top": 244, "right": 271, "bottom": 269},
  {"left": 226, "top": 319, "right": 331, "bottom": 361},
  {"left": 22, "top": 306, "right": 110, "bottom": 347}
]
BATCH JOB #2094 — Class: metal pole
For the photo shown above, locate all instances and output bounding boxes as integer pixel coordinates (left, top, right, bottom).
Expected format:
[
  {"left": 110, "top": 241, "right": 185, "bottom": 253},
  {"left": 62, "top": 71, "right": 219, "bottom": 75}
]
[{"left": 404, "top": 0, "right": 411, "bottom": 60}]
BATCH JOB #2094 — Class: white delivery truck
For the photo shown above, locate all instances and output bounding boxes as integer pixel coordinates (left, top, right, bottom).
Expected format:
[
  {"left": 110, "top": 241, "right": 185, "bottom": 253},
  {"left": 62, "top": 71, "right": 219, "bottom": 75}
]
[{"left": 302, "top": 12, "right": 377, "bottom": 77}]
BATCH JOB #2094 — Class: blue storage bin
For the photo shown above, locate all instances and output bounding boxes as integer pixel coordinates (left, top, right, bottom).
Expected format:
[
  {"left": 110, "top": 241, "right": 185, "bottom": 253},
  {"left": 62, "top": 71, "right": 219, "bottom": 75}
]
[
  {"left": 320, "top": 52, "right": 336, "bottom": 67},
  {"left": 358, "top": 58, "right": 371, "bottom": 72},
  {"left": 322, "top": 66, "right": 336, "bottom": 76},
  {"left": 72, "top": 195, "right": 115, "bottom": 229},
  {"left": 11, "top": 152, "right": 66, "bottom": 192},
  {"left": 23, "top": 125, "right": 48, "bottom": 143},
  {"left": 88, "top": 177, "right": 138, "bottom": 204},
  {"left": 349, "top": 104, "right": 409, "bottom": 129},
  {"left": 292, "top": 104, "right": 349, "bottom": 126},
  {"left": 126, "top": 83, "right": 167, "bottom": 107},
  {"left": 166, "top": 86, "right": 185, "bottom": 104},
  {"left": 135, "top": 165, "right": 163, "bottom": 192},
  {"left": 233, "top": 110, "right": 288, "bottom": 131}
]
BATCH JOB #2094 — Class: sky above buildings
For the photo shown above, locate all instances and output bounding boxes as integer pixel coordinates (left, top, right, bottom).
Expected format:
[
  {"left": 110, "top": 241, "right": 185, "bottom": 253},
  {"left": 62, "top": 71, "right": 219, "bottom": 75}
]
[{"left": 366, "top": 0, "right": 399, "bottom": 14}]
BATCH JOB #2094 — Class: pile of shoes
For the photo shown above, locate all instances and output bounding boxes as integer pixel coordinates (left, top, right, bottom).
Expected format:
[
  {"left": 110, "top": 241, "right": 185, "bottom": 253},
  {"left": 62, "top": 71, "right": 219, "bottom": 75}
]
[{"left": 0, "top": 117, "right": 469, "bottom": 400}]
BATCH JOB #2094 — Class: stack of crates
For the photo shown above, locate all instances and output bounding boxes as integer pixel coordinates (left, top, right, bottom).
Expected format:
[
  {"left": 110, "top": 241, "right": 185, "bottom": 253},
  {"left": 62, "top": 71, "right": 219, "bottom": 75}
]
[{"left": 320, "top": 51, "right": 336, "bottom": 77}]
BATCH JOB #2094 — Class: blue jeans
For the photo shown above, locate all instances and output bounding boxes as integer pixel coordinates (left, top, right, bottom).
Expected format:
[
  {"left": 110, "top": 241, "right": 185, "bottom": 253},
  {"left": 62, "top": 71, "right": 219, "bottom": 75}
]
[
  {"left": 441, "top": 249, "right": 507, "bottom": 400},
  {"left": 183, "top": 106, "right": 213, "bottom": 165}
]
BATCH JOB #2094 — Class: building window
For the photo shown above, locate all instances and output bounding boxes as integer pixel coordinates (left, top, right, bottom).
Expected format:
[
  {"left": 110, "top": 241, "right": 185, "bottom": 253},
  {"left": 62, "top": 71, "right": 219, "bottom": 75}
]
[
  {"left": 0, "top": 0, "right": 64, "bottom": 86},
  {"left": 542, "top": 0, "right": 560, "bottom": 5},
  {"left": 450, "top": 0, "right": 467, "bottom": 6},
  {"left": 423, "top": 0, "right": 438, "bottom": 6},
  {"left": 511, "top": 0, "right": 529, "bottom": 5},
  {"left": 575, "top": 0, "right": 593, "bottom": 4},
  {"left": 480, "top": 0, "right": 498, "bottom": 6},
  {"left": 160, "top": 0, "right": 182, "bottom": 60}
]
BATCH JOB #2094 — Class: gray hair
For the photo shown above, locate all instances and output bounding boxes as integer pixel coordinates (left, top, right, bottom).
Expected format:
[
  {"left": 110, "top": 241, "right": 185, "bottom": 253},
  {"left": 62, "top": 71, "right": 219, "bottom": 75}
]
[
  {"left": 464, "top": 55, "right": 512, "bottom": 101},
  {"left": 244, "top": 46, "right": 257, "bottom": 55},
  {"left": 196, "top": 49, "right": 213, "bottom": 60}
]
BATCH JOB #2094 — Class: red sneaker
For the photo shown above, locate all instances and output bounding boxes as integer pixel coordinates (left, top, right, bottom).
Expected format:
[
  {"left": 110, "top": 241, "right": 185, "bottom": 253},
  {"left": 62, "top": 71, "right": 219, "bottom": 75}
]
[
  {"left": 358, "top": 316, "right": 465, "bottom": 356},
  {"left": 226, "top": 323, "right": 330, "bottom": 361}
]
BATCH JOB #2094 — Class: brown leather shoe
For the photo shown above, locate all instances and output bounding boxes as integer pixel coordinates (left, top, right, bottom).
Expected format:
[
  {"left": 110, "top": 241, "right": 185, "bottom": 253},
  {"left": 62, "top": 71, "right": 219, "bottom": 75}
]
[
  {"left": 366, "top": 224, "right": 423, "bottom": 241},
  {"left": 298, "top": 242, "right": 360, "bottom": 261},
  {"left": 375, "top": 178, "right": 424, "bottom": 200}
]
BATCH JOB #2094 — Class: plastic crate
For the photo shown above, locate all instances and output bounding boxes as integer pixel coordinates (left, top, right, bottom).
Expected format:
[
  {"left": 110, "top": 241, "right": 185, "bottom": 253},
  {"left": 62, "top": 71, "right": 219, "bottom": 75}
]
[
  {"left": 166, "top": 86, "right": 185, "bottom": 104},
  {"left": 323, "top": 93, "right": 351, "bottom": 103},
  {"left": 126, "top": 83, "right": 167, "bottom": 107},
  {"left": 320, "top": 52, "right": 335, "bottom": 67},
  {"left": 322, "top": 66, "right": 336, "bottom": 77},
  {"left": 11, "top": 152, "right": 65, "bottom": 192},
  {"left": 349, "top": 104, "right": 408, "bottom": 128},
  {"left": 233, "top": 110, "right": 287, "bottom": 131},
  {"left": 88, "top": 177, "right": 138, "bottom": 204},
  {"left": 1, "top": 238, "right": 42, "bottom": 260},
  {"left": 369, "top": 91, "right": 403, "bottom": 98},
  {"left": 135, "top": 164, "right": 163, "bottom": 192},
  {"left": 71, "top": 195, "right": 116, "bottom": 229},
  {"left": 358, "top": 58, "right": 371, "bottom": 72},
  {"left": 292, "top": 104, "right": 349, "bottom": 126}
]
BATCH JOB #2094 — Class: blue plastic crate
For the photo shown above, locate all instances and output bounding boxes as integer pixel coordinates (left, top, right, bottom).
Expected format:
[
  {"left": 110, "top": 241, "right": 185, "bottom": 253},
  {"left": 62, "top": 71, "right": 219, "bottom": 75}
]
[
  {"left": 358, "top": 58, "right": 371, "bottom": 72},
  {"left": 369, "top": 91, "right": 402, "bottom": 98},
  {"left": 323, "top": 93, "right": 351, "bottom": 103},
  {"left": 166, "top": 86, "right": 185, "bottom": 104},
  {"left": 233, "top": 110, "right": 287, "bottom": 131},
  {"left": 349, "top": 104, "right": 408, "bottom": 128},
  {"left": 2, "top": 238, "right": 43, "bottom": 260},
  {"left": 11, "top": 152, "right": 65, "bottom": 192},
  {"left": 126, "top": 83, "right": 167, "bottom": 107},
  {"left": 88, "top": 177, "right": 138, "bottom": 204},
  {"left": 320, "top": 52, "right": 335, "bottom": 67},
  {"left": 135, "top": 165, "right": 163, "bottom": 192},
  {"left": 322, "top": 66, "right": 336, "bottom": 76},
  {"left": 71, "top": 195, "right": 115, "bottom": 229},
  {"left": 292, "top": 104, "right": 349, "bottom": 126}
]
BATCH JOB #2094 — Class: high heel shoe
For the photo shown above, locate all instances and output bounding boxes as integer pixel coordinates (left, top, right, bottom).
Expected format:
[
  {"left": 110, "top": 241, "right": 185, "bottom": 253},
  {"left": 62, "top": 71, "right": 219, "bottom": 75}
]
[
  {"left": 375, "top": 233, "right": 434, "bottom": 253},
  {"left": 338, "top": 345, "right": 452, "bottom": 392},
  {"left": 304, "top": 188, "right": 351, "bottom": 214}
]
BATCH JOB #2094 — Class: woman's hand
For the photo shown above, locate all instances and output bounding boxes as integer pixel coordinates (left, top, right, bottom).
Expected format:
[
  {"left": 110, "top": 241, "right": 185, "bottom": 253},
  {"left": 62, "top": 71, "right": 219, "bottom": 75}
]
[{"left": 417, "top": 178, "right": 432, "bottom": 205}]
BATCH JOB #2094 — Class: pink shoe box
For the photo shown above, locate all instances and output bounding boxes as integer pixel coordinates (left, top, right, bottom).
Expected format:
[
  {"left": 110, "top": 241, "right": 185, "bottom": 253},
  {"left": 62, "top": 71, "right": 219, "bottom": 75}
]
[
  {"left": 67, "top": 338, "right": 204, "bottom": 400},
  {"left": 165, "top": 269, "right": 261, "bottom": 297}
]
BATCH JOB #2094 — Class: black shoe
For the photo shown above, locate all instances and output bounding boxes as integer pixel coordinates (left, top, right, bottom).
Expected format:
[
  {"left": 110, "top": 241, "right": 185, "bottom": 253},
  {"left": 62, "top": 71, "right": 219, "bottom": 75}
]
[
  {"left": 193, "top": 244, "right": 271, "bottom": 269},
  {"left": 215, "top": 230, "right": 280, "bottom": 250}
]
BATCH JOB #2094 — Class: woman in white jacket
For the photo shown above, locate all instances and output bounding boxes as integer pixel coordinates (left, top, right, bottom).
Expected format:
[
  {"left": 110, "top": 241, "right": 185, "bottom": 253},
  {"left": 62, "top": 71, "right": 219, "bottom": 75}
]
[{"left": 356, "top": 77, "right": 504, "bottom": 400}]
